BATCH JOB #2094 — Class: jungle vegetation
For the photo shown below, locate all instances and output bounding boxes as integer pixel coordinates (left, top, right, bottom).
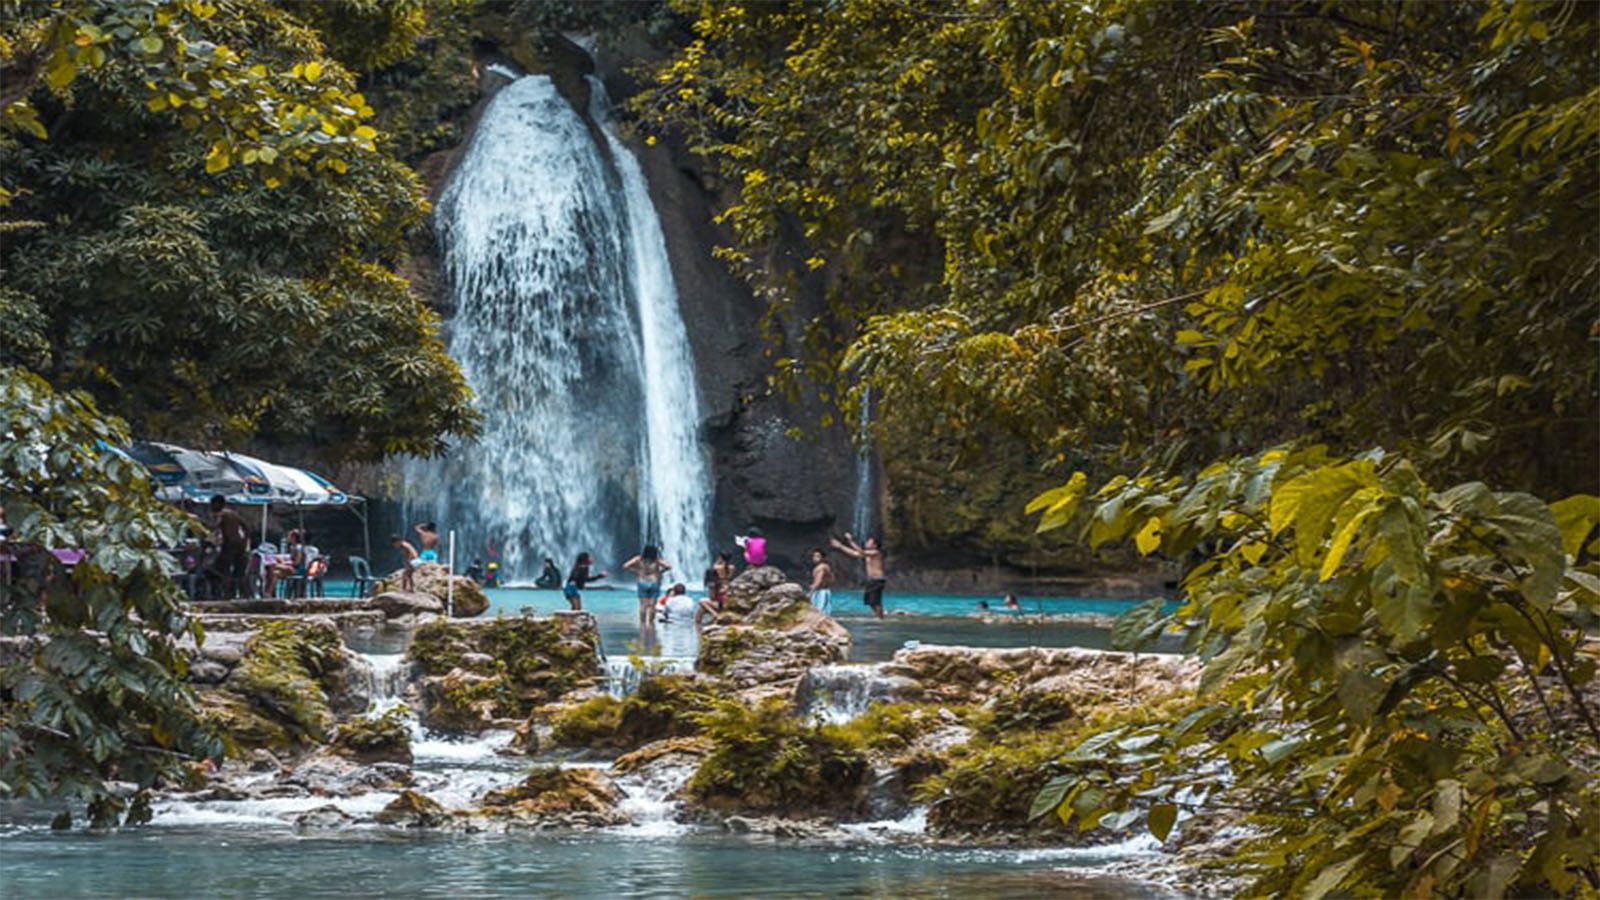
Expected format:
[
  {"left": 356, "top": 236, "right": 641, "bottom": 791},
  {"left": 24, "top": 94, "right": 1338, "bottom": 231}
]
[{"left": 639, "top": 0, "right": 1600, "bottom": 894}]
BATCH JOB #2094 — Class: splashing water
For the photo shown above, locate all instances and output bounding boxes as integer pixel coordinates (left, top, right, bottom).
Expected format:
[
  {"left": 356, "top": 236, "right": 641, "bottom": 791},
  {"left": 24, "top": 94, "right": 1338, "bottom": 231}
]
[{"left": 406, "top": 74, "right": 710, "bottom": 579}]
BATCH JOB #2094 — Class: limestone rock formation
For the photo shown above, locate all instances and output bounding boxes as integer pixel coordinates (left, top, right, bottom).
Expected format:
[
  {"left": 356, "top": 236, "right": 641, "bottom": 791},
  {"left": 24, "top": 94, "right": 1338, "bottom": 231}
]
[
  {"left": 470, "top": 767, "right": 628, "bottom": 828},
  {"left": 376, "top": 790, "right": 447, "bottom": 828},
  {"left": 697, "top": 569, "right": 851, "bottom": 693},
  {"left": 407, "top": 613, "right": 602, "bottom": 731},
  {"left": 374, "top": 563, "right": 488, "bottom": 618},
  {"left": 370, "top": 590, "right": 445, "bottom": 618},
  {"left": 881, "top": 645, "right": 1200, "bottom": 709}
]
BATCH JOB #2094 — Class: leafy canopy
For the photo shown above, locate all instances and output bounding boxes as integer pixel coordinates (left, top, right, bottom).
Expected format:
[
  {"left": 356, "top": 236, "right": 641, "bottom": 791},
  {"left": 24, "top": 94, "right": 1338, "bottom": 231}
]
[
  {"left": 642, "top": 0, "right": 1598, "bottom": 496},
  {"left": 0, "top": 0, "right": 477, "bottom": 461}
]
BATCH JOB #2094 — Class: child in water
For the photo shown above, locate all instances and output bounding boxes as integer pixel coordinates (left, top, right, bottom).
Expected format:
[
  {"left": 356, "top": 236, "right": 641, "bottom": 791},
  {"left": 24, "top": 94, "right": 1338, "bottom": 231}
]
[
  {"left": 734, "top": 527, "right": 767, "bottom": 567},
  {"left": 563, "top": 552, "right": 606, "bottom": 611}
]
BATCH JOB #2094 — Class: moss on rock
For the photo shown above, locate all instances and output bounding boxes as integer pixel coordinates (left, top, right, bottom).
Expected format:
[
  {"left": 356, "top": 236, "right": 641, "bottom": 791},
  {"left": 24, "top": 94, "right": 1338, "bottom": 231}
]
[
  {"left": 409, "top": 614, "right": 601, "bottom": 729},
  {"left": 213, "top": 619, "right": 345, "bottom": 751},
  {"left": 684, "top": 697, "right": 869, "bottom": 817},
  {"left": 549, "top": 675, "right": 718, "bottom": 752},
  {"left": 330, "top": 705, "right": 413, "bottom": 765},
  {"left": 474, "top": 766, "right": 627, "bottom": 827}
]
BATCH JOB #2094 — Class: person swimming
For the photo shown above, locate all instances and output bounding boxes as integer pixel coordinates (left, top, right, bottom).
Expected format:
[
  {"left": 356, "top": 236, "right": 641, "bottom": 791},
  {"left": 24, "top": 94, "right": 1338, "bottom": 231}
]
[{"left": 535, "top": 557, "right": 562, "bottom": 589}]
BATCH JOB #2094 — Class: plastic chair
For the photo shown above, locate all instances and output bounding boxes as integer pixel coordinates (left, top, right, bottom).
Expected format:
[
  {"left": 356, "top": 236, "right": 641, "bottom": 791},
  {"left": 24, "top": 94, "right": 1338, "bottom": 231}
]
[{"left": 349, "top": 556, "right": 374, "bottom": 597}]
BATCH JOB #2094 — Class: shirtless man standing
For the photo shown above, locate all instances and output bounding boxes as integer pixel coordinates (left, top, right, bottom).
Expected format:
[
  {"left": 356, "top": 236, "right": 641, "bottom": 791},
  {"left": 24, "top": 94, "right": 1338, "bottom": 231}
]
[
  {"left": 808, "top": 548, "right": 834, "bottom": 616},
  {"left": 830, "top": 531, "right": 886, "bottom": 618},
  {"left": 210, "top": 495, "right": 250, "bottom": 598},
  {"left": 390, "top": 534, "right": 419, "bottom": 591}
]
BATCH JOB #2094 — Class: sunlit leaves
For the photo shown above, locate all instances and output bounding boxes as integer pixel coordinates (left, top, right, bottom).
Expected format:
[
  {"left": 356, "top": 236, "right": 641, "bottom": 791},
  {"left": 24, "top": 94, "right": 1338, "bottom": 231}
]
[{"left": 1025, "top": 451, "right": 1600, "bottom": 895}]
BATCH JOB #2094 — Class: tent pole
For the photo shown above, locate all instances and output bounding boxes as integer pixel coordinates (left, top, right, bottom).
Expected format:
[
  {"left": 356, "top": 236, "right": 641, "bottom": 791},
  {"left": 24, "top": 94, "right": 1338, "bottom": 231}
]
[{"left": 447, "top": 530, "right": 456, "bottom": 618}]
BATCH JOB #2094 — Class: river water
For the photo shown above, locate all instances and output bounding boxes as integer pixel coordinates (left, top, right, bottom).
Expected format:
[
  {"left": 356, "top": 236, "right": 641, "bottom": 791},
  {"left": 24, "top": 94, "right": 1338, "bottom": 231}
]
[{"left": 0, "top": 827, "right": 1173, "bottom": 898}]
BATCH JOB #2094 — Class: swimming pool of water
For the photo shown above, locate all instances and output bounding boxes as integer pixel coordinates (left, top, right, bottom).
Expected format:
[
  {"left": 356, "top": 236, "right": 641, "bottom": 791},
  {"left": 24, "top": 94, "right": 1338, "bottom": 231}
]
[{"left": 0, "top": 825, "right": 1174, "bottom": 898}]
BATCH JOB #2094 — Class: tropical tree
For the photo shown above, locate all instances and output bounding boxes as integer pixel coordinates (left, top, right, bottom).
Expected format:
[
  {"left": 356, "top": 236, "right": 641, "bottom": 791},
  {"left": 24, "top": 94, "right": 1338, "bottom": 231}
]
[
  {"left": 0, "top": 0, "right": 477, "bottom": 462},
  {"left": 642, "top": 0, "right": 1600, "bottom": 891},
  {"left": 642, "top": 0, "right": 1598, "bottom": 497}
]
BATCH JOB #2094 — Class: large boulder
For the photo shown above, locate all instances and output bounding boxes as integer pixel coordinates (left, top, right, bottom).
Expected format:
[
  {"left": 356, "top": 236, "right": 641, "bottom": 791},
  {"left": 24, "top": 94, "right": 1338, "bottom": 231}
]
[
  {"left": 469, "top": 766, "right": 628, "bottom": 828},
  {"left": 882, "top": 645, "right": 1199, "bottom": 709},
  {"left": 407, "top": 613, "right": 602, "bottom": 731},
  {"left": 329, "top": 706, "right": 413, "bottom": 765},
  {"left": 375, "top": 563, "right": 489, "bottom": 618},
  {"left": 375, "top": 790, "right": 447, "bottom": 828},
  {"left": 370, "top": 591, "right": 444, "bottom": 618},
  {"left": 722, "top": 566, "right": 789, "bottom": 615},
  {"left": 697, "top": 580, "right": 851, "bottom": 692}
]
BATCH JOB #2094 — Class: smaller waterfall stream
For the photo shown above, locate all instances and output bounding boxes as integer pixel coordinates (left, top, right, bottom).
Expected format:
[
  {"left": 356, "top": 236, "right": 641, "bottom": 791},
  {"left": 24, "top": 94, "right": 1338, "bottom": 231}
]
[{"left": 851, "top": 387, "right": 877, "bottom": 538}]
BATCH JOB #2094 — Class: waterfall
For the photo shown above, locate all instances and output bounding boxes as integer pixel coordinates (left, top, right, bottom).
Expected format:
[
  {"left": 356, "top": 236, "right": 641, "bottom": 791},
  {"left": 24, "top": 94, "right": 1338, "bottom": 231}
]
[
  {"left": 405, "top": 74, "right": 711, "bottom": 579},
  {"left": 851, "top": 386, "right": 876, "bottom": 539},
  {"left": 588, "top": 78, "right": 712, "bottom": 569},
  {"left": 604, "top": 656, "right": 695, "bottom": 699}
]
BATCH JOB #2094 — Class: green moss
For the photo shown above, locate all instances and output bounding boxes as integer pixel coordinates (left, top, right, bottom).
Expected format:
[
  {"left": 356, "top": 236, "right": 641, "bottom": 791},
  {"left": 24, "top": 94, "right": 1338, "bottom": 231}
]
[
  {"left": 224, "top": 620, "right": 343, "bottom": 744},
  {"left": 478, "top": 765, "right": 618, "bottom": 817},
  {"left": 549, "top": 676, "right": 718, "bottom": 752},
  {"left": 824, "top": 703, "right": 948, "bottom": 754},
  {"left": 550, "top": 696, "right": 626, "bottom": 749},
  {"left": 979, "top": 690, "right": 1077, "bottom": 737},
  {"left": 685, "top": 697, "right": 869, "bottom": 817},
  {"left": 331, "top": 705, "right": 413, "bottom": 764},
  {"left": 199, "top": 690, "right": 291, "bottom": 756},
  {"left": 410, "top": 616, "right": 601, "bottom": 722}
]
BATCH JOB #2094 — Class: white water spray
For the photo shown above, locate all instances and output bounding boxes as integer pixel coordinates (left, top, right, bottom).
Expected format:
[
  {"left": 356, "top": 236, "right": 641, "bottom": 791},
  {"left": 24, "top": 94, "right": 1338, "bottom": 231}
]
[
  {"left": 407, "top": 74, "right": 711, "bottom": 578},
  {"left": 590, "top": 77, "right": 712, "bottom": 569}
]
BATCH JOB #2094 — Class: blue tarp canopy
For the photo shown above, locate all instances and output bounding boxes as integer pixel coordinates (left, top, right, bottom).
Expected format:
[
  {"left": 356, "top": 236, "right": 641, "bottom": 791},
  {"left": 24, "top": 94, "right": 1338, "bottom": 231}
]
[{"left": 126, "top": 441, "right": 352, "bottom": 508}]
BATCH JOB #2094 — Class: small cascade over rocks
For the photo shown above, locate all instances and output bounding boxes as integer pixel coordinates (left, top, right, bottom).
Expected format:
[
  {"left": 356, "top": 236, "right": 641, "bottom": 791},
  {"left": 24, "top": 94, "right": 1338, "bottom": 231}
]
[
  {"left": 793, "top": 663, "right": 920, "bottom": 725},
  {"left": 605, "top": 656, "right": 695, "bottom": 699}
]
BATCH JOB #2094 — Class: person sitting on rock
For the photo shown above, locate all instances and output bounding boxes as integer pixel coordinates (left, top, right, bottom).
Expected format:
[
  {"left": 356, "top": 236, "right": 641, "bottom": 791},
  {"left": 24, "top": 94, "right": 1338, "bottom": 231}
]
[
  {"left": 390, "top": 534, "right": 419, "bottom": 591},
  {"left": 465, "top": 558, "right": 485, "bottom": 584},
  {"left": 695, "top": 564, "right": 727, "bottom": 629},
  {"left": 535, "top": 557, "right": 561, "bottom": 589}
]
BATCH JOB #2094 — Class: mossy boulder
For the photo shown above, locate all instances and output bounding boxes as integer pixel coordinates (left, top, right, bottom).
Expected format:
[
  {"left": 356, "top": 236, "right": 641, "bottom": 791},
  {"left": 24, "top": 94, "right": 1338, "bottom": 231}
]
[
  {"left": 376, "top": 790, "right": 446, "bottom": 828},
  {"left": 199, "top": 690, "right": 292, "bottom": 754},
  {"left": 207, "top": 619, "right": 351, "bottom": 753},
  {"left": 375, "top": 563, "right": 488, "bottom": 618},
  {"left": 549, "top": 675, "right": 718, "bottom": 753},
  {"left": 408, "top": 613, "right": 601, "bottom": 731},
  {"left": 330, "top": 706, "right": 413, "bottom": 765},
  {"left": 684, "top": 697, "right": 870, "bottom": 818},
  {"left": 473, "top": 766, "right": 627, "bottom": 827}
]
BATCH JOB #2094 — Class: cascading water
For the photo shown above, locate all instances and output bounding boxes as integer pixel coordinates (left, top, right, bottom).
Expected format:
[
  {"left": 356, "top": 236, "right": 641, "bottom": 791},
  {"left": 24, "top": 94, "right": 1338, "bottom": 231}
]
[
  {"left": 406, "top": 73, "right": 710, "bottom": 578},
  {"left": 589, "top": 77, "right": 711, "bottom": 568},
  {"left": 851, "top": 386, "right": 877, "bottom": 539}
]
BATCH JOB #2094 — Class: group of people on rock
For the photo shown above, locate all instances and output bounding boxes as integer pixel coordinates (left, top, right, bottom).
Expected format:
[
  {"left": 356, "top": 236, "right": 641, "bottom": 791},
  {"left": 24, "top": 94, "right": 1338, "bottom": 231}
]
[{"left": 548, "top": 526, "right": 889, "bottom": 629}]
